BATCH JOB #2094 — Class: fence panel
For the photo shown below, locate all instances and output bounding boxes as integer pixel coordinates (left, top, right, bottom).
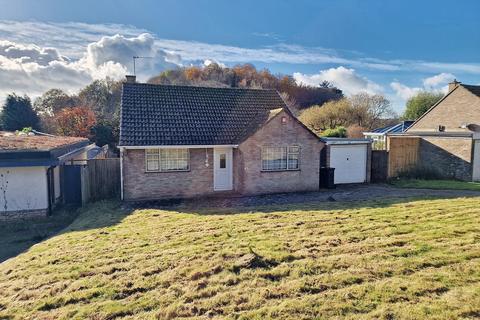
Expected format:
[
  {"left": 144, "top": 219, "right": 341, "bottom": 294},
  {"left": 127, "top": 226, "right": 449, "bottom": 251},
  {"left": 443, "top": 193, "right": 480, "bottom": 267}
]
[
  {"left": 371, "top": 150, "right": 388, "bottom": 182},
  {"left": 387, "top": 136, "right": 420, "bottom": 178},
  {"left": 84, "top": 158, "right": 120, "bottom": 202}
]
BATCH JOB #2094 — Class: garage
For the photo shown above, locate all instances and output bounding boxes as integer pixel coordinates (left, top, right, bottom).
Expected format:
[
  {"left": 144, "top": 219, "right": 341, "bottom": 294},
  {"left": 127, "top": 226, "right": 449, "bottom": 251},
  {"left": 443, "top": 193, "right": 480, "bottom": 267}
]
[{"left": 321, "top": 138, "right": 371, "bottom": 184}]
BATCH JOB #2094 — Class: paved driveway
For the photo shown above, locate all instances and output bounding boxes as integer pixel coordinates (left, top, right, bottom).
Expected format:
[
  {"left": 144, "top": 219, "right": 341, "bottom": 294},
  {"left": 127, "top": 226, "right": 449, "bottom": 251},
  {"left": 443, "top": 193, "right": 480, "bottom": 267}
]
[{"left": 131, "top": 184, "right": 480, "bottom": 210}]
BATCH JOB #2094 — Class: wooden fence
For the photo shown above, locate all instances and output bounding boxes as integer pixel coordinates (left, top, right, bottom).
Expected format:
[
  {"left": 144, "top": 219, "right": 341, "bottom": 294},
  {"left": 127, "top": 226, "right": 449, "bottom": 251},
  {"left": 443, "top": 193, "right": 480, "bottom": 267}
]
[
  {"left": 81, "top": 158, "right": 120, "bottom": 204},
  {"left": 387, "top": 136, "right": 420, "bottom": 178},
  {"left": 371, "top": 150, "right": 388, "bottom": 182}
]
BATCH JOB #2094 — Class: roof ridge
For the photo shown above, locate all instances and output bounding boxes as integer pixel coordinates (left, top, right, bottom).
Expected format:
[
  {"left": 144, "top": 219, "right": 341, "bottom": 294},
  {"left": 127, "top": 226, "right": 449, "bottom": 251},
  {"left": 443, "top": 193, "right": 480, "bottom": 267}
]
[{"left": 123, "top": 82, "right": 278, "bottom": 92}]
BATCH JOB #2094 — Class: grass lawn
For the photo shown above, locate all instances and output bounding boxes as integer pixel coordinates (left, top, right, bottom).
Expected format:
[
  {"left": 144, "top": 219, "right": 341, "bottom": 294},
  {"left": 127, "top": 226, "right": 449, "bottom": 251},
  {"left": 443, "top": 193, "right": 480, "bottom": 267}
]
[
  {"left": 390, "top": 179, "right": 480, "bottom": 191},
  {"left": 0, "top": 208, "right": 81, "bottom": 263},
  {"left": 0, "top": 197, "right": 479, "bottom": 319}
]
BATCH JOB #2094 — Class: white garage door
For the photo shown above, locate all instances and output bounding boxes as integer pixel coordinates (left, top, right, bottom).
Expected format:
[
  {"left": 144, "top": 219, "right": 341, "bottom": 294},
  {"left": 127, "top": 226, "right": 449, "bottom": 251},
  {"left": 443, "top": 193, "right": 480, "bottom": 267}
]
[{"left": 330, "top": 145, "right": 367, "bottom": 184}]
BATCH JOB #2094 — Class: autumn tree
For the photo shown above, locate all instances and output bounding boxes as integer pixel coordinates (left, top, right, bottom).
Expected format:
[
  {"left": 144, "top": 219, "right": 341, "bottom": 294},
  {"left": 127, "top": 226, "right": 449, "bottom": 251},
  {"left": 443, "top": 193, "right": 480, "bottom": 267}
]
[
  {"left": 300, "top": 93, "right": 395, "bottom": 134},
  {"left": 148, "top": 63, "right": 343, "bottom": 108},
  {"left": 0, "top": 94, "right": 40, "bottom": 131},
  {"left": 402, "top": 91, "right": 444, "bottom": 120},
  {"left": 299, "top": 98, "right": 352, "bottom": 133},
  {"left": 54, "top": 106, "right": 96, "bottom": 138}
]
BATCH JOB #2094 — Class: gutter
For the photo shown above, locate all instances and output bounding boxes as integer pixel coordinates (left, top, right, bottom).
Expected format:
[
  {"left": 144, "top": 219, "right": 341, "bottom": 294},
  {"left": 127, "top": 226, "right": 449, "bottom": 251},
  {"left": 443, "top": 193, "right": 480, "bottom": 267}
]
[
  {"left": 320, "top": 138, "right": 373, "bottom": 145},
  {"left": 119, "top": 144, "right": 239, "bottom": 150}
]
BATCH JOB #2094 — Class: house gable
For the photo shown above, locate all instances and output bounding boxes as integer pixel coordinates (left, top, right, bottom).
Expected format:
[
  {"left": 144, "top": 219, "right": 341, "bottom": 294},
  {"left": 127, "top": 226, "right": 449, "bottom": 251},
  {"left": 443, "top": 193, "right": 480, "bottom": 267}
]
[
  {"left": 236, "top": 109, "right": 323, "bottom": 195},
  {"left": 408, "top": 85, "right": 480, "bottom": 133}
]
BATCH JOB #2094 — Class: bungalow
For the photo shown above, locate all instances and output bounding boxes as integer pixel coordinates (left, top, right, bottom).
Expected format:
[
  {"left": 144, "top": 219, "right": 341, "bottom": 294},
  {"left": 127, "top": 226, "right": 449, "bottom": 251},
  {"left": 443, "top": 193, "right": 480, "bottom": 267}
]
[
  {"left": 119, "top": 77, "right": 325, "bottom": 200},
  {"left": 0, "top": 131, "right": 98, "bottom": 219}
]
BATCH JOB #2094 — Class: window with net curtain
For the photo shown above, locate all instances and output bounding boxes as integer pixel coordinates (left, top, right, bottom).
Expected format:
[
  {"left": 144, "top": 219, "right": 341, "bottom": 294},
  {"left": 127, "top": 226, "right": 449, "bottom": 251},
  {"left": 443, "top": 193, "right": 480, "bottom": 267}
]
[
  {"left": 261, "top": 146, "right": 300, "bottom": 171},
  {"left": 145, "top": 149, "right": 190, "bottom": 172}
]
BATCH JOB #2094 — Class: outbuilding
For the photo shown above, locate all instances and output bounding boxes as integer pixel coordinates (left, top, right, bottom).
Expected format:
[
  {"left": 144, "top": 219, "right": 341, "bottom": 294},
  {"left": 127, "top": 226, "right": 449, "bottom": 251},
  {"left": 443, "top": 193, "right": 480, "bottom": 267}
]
[
  {"left": 320, "top": 138, "right": 372, "bottom": 184},
  {"left": 0, "top": 131, "right": 95, "bottom": 220}
]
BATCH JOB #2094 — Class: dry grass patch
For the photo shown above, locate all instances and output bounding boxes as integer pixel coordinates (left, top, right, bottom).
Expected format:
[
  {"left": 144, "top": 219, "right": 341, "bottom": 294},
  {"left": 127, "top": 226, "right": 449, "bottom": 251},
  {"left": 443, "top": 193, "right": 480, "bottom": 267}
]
[{"left": 0, "top": 197, "right": 479, "bottom": 319}]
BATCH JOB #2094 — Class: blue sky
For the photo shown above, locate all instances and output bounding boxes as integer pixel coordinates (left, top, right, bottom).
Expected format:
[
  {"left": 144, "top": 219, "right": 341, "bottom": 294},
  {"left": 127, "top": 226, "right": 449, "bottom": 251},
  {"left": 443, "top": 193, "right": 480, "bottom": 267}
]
[{"left": 0, "top": 0, "right": 479, "bottom": 112}]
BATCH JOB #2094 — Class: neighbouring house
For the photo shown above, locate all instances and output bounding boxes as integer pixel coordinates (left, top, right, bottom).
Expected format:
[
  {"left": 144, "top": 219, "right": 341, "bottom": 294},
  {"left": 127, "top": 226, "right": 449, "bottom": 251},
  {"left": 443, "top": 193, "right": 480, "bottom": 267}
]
[
  {"left": 388, "top": 80, "right": 480, "bottom": 181},
  {"left": 119, "top": 77, "right": 326, "bottom": 201},
  {"left": 0, "top": 131, "right": 102, "bottom": 219},
  {"left": 363, "top": 121, "right": 414, "bottom": 150}
]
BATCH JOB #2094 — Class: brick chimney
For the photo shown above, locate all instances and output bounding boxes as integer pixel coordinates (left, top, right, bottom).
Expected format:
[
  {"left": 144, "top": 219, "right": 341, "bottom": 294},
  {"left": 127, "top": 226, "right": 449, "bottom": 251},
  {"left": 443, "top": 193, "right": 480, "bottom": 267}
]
[
  {"left": 125, "top": 75, "right": 136, "bottom": 83},
  {"left": 448, "top": 79, "right": 460, "bottom": 92}
]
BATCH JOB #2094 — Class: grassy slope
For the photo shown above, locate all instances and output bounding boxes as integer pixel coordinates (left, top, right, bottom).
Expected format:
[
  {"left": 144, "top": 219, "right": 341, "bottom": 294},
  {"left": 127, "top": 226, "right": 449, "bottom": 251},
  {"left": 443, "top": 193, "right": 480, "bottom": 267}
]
[
  {"left": 0, "top": 198, "right": 479, "bottom": 320},
  {"left": 391, "top": 179, "right": 480, "bottom": 191}
]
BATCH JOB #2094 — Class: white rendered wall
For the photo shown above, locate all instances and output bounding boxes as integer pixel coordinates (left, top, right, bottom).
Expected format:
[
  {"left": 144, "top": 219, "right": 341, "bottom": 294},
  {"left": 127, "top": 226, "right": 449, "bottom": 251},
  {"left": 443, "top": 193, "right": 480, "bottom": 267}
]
[{"left": 0, "top": 167, "right": 48, "bottom": 212}]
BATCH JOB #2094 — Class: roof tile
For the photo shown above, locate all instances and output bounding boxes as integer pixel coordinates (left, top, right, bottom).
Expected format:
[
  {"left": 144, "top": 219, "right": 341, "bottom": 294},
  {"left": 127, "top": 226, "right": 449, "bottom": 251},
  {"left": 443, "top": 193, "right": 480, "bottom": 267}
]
[{"left": 119, "top": 83, "right": 287, "bottom": 146}]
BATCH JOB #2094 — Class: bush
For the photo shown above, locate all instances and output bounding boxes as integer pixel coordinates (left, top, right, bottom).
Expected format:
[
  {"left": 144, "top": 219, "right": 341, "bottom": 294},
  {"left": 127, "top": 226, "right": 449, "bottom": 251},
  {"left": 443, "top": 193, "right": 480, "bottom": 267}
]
[{"left": 321, "top": 126, "right": 347, "bottom": 138}]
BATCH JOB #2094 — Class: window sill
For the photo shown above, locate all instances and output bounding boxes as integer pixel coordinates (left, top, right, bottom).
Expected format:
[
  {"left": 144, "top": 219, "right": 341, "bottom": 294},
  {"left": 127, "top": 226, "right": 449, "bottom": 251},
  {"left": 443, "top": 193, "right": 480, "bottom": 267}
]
[
  {"left": 260, "top": 169, "right": 300, "bottom": 173},
  {"left": 145, "top": 170, "right": 191, "bottom": 173}
]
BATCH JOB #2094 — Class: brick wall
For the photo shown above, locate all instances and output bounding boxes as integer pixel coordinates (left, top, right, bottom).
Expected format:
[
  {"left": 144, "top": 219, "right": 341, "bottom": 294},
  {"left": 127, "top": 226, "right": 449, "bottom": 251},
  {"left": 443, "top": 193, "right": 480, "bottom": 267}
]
[
  {"left": 122, "top": 111, "right": 324, "bottom": 200},
  {"left": 409, "top": 86, "right": 480, "bottom": 132},
  {"left": 419, "top": 136, "right": 473, "bottom": 181},
  {"left": 0, "top": 209, "right": 47, "bottom": 221},
  {"left": 235, "top": 111, "right": 323, "bottom": 195},
  {"left": 123, "top": 148, "right": 214, "bottom": 200}
]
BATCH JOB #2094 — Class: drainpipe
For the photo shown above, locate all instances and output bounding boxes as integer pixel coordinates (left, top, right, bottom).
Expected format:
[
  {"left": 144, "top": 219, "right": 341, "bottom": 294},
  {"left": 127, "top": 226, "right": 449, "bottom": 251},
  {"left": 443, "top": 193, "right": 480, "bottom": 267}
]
[
  {"left": 46, "top": 166, "right": 54, "bottom": 216},
  {"left": 120, "top": 147, "right": 124, "bottom": 200}
]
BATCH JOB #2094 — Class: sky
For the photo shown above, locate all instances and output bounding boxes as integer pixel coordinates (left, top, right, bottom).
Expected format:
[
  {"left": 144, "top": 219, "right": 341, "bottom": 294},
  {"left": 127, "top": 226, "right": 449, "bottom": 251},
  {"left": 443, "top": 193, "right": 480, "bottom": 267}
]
[{"left": 0, "top": 0, "right": 479, "bottom": 112}]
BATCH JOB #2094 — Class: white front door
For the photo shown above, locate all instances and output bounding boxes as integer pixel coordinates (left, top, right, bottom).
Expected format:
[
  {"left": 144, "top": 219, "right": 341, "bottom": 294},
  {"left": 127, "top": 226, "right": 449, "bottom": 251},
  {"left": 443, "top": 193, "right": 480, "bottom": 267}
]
[{"left": 213, "top": 148, "right": 233, "bottom": 191}]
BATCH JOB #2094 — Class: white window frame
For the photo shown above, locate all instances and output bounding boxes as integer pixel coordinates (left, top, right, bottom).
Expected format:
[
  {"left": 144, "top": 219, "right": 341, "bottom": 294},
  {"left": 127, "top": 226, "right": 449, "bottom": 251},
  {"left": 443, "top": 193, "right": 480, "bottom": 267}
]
[
  {"left": 261, "top": 145, "right": 300, "bottom": 171},
  {"left": 145, "top": 148, "right": 190, "bottom": 172}
]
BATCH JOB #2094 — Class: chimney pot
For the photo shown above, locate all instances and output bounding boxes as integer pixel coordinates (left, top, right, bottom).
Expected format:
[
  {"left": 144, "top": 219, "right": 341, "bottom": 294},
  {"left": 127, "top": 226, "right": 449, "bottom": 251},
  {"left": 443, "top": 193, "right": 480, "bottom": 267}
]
[
  {"left": 448, "top": 79, "right": 460, "bottom": 92},
  {"left": 125, "top": 75, "right": 136, "bottom": 83}
]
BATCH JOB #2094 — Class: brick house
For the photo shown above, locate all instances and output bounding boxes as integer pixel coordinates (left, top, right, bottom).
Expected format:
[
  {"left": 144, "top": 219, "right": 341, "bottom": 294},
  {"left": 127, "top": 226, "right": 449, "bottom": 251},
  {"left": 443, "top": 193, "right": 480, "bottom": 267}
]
[
  {"left": 119, "top": 79, "right": 325, "bottom": 200},
  {"left": 389, "top": 81, "right": 480, "bottom": 181}
]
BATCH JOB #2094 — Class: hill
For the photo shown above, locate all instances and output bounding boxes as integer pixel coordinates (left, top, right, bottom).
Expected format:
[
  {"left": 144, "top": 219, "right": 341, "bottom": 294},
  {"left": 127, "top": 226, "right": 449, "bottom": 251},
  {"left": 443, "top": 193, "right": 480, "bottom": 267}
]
[{"left": 0, "top": 197, "right": 479, "bottom": 319}]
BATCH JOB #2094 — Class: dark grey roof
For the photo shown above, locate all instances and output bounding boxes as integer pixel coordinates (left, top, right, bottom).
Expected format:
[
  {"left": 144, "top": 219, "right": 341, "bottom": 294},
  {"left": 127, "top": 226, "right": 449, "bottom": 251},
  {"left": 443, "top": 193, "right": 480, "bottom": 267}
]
[
  {"left": 462, "top": 84, "right": 480, "bottom": 98},
  {"left": 119, "top": 83, "right": 288, "bottom": 146}
]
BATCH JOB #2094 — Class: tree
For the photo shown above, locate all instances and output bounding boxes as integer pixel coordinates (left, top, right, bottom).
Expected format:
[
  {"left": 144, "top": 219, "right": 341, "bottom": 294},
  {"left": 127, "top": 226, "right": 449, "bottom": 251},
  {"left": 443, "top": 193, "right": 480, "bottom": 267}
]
[
  {"left": 91, "top": 120, "right": 119, "bottom": 147},
  {"left": 33, "top": 89, "right": 76, "bottom": 116},
  {"left": 299, "top": 98, "right": 352, "bottom": 133},
  {"left": 349, "top": 93, "right": 395, "bottom": 129},
  {"left": 78, "top": 78, "right": 122, "bottom": 122},
  {"left": 0, "top": 94, "right": 40, "bottom": 131},
  {"left": 148, "top": 64, "right": 343, "bottom": 108},
  {"left": 402, "top": 91, "right": 444, "bottom": 120},
  {"left": 54, "top": 106, "right": 96, "bottom": 138}
]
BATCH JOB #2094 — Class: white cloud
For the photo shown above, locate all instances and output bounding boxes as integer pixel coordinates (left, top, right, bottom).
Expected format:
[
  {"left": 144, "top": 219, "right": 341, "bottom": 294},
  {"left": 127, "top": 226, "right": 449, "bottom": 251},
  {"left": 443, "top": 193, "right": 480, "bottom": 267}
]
[
  {"left": 390, "top": 72, "right": 455, "bottom": 102},
  {"left": 0, "top": 33, "right": 183, "bottom": 101},
  {"left": 390, "top": 82, "right": 422, "bottom": 101},
  {"left": 293, "top": 66, "right": 383, "bottom": 96},
  {"left": 422, "top": 72, "right": 455, "bottom": 90}
]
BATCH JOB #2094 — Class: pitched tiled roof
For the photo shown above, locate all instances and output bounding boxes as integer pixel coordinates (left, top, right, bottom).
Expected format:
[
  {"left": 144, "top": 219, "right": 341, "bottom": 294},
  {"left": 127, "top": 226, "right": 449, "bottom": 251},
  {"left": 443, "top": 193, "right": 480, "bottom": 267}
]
[
  {"left": 462, "top": 84, "right": 480, "bottom": 98},
  {"left": 119, "top": 83, "right": 288, "bottom": 146}
]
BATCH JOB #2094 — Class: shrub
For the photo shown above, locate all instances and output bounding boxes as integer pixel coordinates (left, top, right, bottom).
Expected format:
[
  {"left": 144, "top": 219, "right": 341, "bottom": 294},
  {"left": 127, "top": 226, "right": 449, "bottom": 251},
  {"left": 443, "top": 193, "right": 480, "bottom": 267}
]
[{"left": 321, "top": 126, "right": 347, "bottom": 138}]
